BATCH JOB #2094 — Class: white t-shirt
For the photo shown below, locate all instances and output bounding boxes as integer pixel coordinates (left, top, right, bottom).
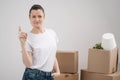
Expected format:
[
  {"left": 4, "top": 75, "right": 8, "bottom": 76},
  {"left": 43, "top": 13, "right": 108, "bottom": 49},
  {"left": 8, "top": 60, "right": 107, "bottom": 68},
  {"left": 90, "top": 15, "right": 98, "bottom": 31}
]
[{"left": 25, "top": 28, "right": 59, "bottom": 72}]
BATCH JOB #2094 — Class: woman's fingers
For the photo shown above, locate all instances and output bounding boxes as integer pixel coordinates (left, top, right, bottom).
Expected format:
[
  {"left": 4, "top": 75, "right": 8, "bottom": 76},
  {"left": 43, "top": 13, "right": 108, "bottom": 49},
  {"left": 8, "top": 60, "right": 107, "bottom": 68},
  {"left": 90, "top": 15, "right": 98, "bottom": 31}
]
[
  {"left": 51, "top": 73, "right": 60, "bottom": 78},
  {"left": 19, "top": 33, "right": 27, "bottom": 39},
  {"left": 19, "top": 34, "right": 26, "bottom": 39},
  {"left": 18, "top": 26, "right": 27, "bottom": 39},
  {"left": 18, "top": 26, "right": 27, "bottom": 45}
]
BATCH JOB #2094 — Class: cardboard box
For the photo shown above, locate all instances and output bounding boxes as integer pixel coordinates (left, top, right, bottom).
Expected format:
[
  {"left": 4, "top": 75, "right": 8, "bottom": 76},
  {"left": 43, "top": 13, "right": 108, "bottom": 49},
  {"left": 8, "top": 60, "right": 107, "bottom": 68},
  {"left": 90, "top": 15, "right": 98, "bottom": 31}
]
[
  {"left": 56, "top": 50, "right": 78, "bottom": 73},
  {"left": 88, "top": 48, "right": 118, "bottom": 74},
  {"left": 54, "top": 73, "right": 78, "bottom": 80},
  {"left": 81, "top": 69, "right": 120, "bottom": 80}
]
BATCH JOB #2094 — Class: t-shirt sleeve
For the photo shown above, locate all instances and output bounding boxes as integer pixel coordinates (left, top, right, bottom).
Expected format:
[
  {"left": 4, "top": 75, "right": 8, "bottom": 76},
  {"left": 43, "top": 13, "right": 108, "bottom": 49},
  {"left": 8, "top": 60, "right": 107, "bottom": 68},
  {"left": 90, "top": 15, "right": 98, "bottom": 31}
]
[
  {"left": 55, "top": 33, "right": 59, "bottom": 44},
  {"left": 50, "top": 29, "right": 59, "bottom": 44}
]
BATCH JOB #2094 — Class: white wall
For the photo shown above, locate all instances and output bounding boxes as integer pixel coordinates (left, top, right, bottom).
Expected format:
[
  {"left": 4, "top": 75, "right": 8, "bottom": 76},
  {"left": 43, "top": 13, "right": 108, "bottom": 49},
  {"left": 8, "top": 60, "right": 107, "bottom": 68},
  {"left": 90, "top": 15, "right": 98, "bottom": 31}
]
[{"left": 0, "top": 0, "right": 120, "bottom": 80}]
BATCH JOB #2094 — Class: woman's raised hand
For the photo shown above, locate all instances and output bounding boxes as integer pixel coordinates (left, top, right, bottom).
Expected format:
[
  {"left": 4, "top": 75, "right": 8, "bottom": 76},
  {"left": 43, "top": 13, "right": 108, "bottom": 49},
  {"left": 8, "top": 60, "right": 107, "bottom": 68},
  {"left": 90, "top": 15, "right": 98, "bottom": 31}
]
[{"left": 18, "top": 26, "right": 27, "bottom": 45}]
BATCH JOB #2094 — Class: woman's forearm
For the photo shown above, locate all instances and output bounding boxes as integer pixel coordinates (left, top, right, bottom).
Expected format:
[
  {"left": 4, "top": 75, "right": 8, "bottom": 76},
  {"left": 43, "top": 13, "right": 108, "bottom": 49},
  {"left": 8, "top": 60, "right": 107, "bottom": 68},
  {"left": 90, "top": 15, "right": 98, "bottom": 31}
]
[
  {"left": 53, "top": 57, "right": 60, "bottom": 73},
  {"left": 21, "top": 44, "right": 32, "bottom": 68}
]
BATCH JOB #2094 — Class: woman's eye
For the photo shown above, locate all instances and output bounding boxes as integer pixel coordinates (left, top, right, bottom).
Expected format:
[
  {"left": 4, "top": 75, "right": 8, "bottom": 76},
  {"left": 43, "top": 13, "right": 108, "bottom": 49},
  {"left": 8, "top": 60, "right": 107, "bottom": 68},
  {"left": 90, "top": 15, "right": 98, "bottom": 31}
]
[
  {"left": 32, "top": 16, "right": 36, "bottom": 18},
  {"left": 38, "top": 16, "right": 42, "bottom": 18}
]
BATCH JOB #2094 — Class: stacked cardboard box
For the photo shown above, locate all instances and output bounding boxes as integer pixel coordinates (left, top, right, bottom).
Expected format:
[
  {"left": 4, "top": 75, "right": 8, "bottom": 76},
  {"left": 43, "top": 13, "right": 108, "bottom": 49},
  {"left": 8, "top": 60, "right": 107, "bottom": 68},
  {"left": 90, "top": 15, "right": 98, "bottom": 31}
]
[
  {"left": 54, "top": 73, "right": 78, "bottom": 80},
  {"left": 54, "top": 50, "right": 79, "bottom": 80},
  {"left": 81, "top": 70, "right": 120, "bottom": 80},
  {"left": 81, "top": 48, "right": 120, "bottom": 80}
]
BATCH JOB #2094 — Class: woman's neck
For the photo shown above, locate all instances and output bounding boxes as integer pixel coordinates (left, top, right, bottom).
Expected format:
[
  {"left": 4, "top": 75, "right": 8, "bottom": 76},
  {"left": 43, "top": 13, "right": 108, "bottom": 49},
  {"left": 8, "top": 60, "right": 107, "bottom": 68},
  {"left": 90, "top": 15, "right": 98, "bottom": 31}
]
[{"left": 31, "top": 27, "right": 45, "bottom": 34}]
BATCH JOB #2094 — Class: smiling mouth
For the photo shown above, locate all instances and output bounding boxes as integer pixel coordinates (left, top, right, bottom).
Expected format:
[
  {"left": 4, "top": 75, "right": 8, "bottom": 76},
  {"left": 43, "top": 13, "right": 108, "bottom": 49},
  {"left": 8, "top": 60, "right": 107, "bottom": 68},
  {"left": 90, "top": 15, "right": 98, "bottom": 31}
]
[{"left": 35, "top": 22, "right": 39, "bottom": 24}]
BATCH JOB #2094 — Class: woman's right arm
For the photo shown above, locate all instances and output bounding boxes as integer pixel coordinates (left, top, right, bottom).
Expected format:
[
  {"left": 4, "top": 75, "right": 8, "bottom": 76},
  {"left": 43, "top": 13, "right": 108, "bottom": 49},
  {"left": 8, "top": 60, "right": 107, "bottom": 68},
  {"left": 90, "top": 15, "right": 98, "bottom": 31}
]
[
  {"left": 19, "top": 27, "right": 33, "bottom": 68},
  {"left": 21, "top": 44, "right": 33, "bottom": 68}
]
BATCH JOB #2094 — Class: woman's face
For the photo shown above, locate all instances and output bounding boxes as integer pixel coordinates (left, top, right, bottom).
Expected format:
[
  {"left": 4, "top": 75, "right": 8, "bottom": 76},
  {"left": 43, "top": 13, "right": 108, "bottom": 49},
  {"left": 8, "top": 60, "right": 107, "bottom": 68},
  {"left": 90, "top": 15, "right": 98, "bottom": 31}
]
[{"left": 29, "top": 9, "right": 45, "bottom": 28}]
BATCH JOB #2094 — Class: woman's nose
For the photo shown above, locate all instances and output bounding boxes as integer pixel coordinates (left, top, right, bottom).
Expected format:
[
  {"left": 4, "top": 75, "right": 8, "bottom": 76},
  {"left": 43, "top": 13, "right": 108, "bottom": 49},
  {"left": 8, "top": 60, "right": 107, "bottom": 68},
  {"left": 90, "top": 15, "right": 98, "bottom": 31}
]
[{"left": 35, "top": 17, "right": 39, "bottom": 21}]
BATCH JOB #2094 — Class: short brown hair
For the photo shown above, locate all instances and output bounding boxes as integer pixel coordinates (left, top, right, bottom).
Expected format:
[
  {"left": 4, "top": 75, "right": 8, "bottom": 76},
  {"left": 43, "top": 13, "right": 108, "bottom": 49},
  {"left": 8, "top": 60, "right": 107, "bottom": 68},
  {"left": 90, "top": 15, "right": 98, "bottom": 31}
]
[{"left": 29, "top": 4, "right": 45, "bottom": 16}]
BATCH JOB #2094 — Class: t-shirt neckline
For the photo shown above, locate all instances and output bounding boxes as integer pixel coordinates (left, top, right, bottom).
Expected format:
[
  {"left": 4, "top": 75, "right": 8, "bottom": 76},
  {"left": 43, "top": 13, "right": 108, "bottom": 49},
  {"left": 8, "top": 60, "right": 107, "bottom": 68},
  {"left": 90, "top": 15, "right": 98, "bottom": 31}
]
[{"left": 30, "top": 28, "right": 47, "bottom": 36}]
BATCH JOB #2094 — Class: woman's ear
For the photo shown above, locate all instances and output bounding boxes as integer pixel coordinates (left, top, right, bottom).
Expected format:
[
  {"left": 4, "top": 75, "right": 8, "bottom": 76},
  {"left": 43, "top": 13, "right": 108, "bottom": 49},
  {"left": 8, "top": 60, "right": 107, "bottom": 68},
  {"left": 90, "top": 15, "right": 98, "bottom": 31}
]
[
  {"left": 43, "top": 15, "right": 45, "bottom": 20},
  {"left": 29, "top": 15, "right": 30, "bottom": 19},
  {"left": 29, "top": 15, "right": 31, "bottom": 20}
]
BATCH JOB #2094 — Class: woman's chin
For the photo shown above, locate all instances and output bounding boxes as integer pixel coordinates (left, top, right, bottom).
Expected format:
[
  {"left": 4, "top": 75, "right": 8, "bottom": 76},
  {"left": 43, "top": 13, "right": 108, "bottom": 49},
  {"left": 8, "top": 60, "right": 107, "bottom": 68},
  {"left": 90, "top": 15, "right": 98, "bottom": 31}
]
[{"left": 34, "top": 25, "right": 41, "bottom": 28}]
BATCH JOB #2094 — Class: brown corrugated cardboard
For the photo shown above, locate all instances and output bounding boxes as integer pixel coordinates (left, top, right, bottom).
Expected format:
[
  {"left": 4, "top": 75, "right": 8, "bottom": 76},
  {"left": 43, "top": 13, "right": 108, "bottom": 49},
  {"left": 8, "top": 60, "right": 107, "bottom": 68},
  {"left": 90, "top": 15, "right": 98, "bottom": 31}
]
[
  {"left": 54, "top": 73, "right": 78, "bottom": 80},
  {"left": 81, "top": 69, "right": 120, "bottom": 80},
  {"left": 88, "top": 48, "right": 118, "bottom": 74},
  {"left": 56, "top": 50, "right": 78, "bottom": 73}
]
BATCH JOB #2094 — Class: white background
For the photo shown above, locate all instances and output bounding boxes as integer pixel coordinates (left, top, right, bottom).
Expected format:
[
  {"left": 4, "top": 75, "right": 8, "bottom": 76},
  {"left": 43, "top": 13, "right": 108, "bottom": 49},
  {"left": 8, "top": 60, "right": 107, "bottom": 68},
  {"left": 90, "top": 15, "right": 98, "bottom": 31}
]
[{"left": 0, "top": 0, "right": 120, "bottom": 80}]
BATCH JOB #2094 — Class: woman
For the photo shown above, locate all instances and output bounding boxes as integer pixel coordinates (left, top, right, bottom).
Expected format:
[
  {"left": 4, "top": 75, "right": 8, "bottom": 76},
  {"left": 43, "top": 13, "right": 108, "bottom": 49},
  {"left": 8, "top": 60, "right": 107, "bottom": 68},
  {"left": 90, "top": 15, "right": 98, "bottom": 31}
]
[{"left": 19, "top": 4, "right": 60, "bottom": 80}]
